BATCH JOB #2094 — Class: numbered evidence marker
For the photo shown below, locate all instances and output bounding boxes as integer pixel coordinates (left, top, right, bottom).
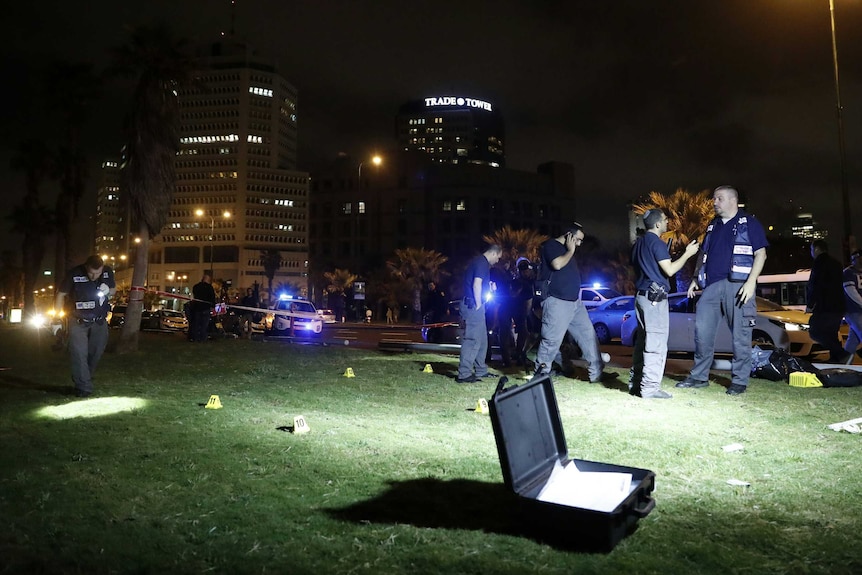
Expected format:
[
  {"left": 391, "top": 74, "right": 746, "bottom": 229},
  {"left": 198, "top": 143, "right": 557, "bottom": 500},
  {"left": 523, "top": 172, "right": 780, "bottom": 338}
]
[
  {"left": 205, "top": 395, "right": 223, "bottom": 409},
  {"left": 293, "top": 415, "right": 310, "bottom": 434},
  {"left": 474, "top": 398, "right": 489, "bottom": 414},
  {"left": 423, "top": 364, "right": 434, "bottom": 373},
  {"left": 343, "top": 367, "right": 356, "bottom": 378}
]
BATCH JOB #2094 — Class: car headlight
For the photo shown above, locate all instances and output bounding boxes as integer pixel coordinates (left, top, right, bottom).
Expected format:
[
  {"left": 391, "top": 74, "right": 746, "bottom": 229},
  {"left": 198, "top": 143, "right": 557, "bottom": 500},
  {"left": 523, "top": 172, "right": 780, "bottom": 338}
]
[{"left": 770, "top": 319, "right": 807, "bottom": 331}]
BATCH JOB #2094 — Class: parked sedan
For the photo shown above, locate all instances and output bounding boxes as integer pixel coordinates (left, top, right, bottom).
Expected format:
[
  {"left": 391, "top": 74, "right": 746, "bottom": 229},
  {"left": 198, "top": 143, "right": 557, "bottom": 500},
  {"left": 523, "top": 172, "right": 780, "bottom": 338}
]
[
  {"left": 619, "top": 293, "right": 816, "bottom": 356},
  {"left": 316, "top": 308, "right": 337, "bottom": 324},
  {"left": 141, "top": 309, "right": 189, "bottom": 332},
  {"left": 588, "top": 296, "right": 635, "bottom": 344}
]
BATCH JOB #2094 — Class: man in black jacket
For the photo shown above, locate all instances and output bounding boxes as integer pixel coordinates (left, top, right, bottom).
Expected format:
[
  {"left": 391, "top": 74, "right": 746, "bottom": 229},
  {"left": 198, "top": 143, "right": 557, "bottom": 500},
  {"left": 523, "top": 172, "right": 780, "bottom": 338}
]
[{"left": 807, "top": 240, "right": 850, "bottom": 363}]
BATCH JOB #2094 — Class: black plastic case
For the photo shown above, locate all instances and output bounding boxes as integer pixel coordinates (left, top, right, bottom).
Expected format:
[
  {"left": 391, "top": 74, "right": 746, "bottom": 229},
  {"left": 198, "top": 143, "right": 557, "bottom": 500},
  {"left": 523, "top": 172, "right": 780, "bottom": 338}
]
[{"left": 489, "top": 374, "right": 656, "bottom": 552}]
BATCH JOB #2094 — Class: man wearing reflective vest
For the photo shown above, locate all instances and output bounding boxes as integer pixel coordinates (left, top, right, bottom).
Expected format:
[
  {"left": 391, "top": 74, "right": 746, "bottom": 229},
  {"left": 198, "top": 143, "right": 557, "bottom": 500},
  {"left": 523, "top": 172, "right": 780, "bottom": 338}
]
[
  {"left": 55, "top": 255, "right": 117, "bottom": 398},
  {"left": 676, "top": 186, "right": 768, "bottom": 396}
]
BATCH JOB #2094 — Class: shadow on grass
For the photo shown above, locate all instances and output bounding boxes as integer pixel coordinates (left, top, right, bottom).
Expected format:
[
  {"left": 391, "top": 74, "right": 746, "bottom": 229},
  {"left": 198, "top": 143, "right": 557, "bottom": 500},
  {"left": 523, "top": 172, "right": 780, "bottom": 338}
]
[
  {"left": 326, "top": 477, "right": 627, "bottom": 553},
  {"left": 0, "top": 372, "right": 72, "bottom": 396},
  {"left": 412, "top": 361, "right": 457, "bottom": 378}
]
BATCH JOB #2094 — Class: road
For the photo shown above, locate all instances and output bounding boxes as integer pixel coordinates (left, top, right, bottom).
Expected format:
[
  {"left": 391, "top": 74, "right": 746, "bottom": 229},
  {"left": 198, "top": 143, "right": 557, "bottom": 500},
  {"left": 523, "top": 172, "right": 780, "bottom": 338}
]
[{"left": 318, "top": 322, "right": 700, "bottom": 378}]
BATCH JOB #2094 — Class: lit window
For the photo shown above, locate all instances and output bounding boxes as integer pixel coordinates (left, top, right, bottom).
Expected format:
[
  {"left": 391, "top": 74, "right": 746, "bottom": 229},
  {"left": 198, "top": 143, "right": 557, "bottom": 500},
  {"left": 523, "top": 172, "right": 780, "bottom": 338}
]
[
  {"left": 456, "top": 200, "right": 466, "bottom": 211},
  {"left": 249, "top": 86, "right": 273, "bottom": 98},
  {"left": 443, "top": 201, "right": 452, "bottom": 212},
  {"left": 342, "top": 202, "right": 352, "bottom": 215}
]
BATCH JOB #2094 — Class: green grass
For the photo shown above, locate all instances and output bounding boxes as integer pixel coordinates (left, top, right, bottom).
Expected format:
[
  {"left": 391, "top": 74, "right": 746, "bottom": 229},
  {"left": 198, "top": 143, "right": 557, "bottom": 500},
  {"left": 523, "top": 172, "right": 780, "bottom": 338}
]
[{"left": 2, "top": 325, "right": 862, "bottom": 574}]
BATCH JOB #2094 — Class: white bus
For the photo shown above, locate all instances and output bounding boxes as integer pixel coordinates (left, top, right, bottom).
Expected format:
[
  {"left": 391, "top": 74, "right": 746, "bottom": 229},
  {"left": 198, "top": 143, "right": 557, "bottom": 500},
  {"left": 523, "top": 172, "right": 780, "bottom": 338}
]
[{"left": 756, "top": 270, "right": 810, "bottom": 311}]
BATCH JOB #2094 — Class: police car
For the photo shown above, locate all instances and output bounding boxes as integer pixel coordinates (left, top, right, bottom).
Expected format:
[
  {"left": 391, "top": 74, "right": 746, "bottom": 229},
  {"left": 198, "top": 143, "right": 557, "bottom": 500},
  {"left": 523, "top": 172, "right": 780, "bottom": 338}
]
[{"left": 264, "top": 295, "right": 323, "bottom": 337}]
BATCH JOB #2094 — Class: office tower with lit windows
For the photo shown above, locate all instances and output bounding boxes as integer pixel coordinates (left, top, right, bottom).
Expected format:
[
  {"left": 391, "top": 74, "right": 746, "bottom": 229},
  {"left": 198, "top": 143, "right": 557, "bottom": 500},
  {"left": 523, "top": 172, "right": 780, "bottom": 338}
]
[
  {"left": 94, "top": 160, "right": 122, "bottom": 261},
  {"left": 396, "top": 96, "right": 505, "bottom": 167},
  {"left": 145, "top": 41, "right": 310, "bottom": 299}
]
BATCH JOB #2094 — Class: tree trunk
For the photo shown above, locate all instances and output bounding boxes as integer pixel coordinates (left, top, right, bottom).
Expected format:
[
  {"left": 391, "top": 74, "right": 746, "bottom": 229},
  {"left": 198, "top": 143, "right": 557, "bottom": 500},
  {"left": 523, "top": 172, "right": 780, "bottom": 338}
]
[{"left": 116, "top": 223, "right": 149, "bottom": 354}]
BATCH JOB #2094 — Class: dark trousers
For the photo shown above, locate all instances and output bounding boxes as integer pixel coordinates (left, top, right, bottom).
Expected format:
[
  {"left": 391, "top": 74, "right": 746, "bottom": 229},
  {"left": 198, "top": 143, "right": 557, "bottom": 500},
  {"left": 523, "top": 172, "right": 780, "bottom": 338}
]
[
  {"left": 809, "top": 312, "right": 846, "bottom": 362},
  {"left": 191, "top": 309, "right": 211, "bottom": 342}
]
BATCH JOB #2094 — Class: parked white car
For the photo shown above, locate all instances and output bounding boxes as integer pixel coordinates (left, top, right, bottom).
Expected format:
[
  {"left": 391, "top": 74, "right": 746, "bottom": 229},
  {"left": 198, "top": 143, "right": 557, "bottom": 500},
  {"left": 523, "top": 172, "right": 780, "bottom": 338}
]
[{"left": 264, "top": 297, "right": 323, "bottom": 337}]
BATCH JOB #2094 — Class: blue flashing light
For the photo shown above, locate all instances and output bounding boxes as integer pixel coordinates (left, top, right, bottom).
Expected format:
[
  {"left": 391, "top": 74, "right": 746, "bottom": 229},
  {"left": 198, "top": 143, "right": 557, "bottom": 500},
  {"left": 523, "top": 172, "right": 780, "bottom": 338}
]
[
  {"left": 593, "top": 282, "right": 602, "bottom": 289},
  {"left": 278, "top": 293, "right": 294, "bottom": 301}
]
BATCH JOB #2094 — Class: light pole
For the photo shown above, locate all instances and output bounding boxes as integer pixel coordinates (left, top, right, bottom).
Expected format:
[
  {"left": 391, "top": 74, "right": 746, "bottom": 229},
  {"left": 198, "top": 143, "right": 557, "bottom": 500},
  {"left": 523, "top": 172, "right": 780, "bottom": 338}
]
[
  {"left": 827, "top": 0, "right": 853, "bottom": 256},
  {"left": 196, "top": 209, "right": 231, "bottom": 275},
  {"left": 357, "top": 155, "right": 382, "bottom": 189}
]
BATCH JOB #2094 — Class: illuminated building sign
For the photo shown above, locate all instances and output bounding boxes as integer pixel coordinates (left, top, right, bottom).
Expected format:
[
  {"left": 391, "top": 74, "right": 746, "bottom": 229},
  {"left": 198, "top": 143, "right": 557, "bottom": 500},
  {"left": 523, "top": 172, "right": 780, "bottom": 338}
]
[{"left": 424, "top": 97, "right": 492, "bottom": 111}]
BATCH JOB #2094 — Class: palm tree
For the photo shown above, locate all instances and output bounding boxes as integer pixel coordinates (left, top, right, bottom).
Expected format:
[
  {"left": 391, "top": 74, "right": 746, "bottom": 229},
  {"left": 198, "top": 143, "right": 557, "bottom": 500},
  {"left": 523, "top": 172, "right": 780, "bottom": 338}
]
[
  {"left": 9, "top": 139, "right": 54, "bottom": 316},
  {"left": 260, "top": 249, "right": 282, "bottom": 305},
  {"left": 386, "top": 248, "right": 449, "bottom": 323},
  {"left": 633, "top": 188, "right": 713, "bottom": 290},
  {"left": 110, "top": 23, "right": 194, "bottom": 353},
  {"left": 323, "top": 268, "right": 357, "bottom": 321},
  {"left": 482, "top": 225, "right": 549, "bottom": 267},
  {"left": 50, "top": 61, "right": 100, "bottom": 277}
]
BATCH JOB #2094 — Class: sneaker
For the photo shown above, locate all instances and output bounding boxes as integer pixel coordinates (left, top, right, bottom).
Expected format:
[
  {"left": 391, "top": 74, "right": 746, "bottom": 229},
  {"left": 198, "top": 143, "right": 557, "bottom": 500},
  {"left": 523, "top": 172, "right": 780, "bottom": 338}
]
[
  {"left": 75, "top": 389, "right": 92, "bottom": 398},
  {"left": 726, "top": 384, "right": 747, "bottom": 396},
  {"left": 476, "top": 372, "right": 498, "bottom": 379},
  {"left": 641, "top": 389, "right": 673, "bottom": 399},
  {"left": 454, "top": 375, "right": 479, "bottom": 384},
  {"left": 675, "top": 377, "right": 709, "bottom": 388}
]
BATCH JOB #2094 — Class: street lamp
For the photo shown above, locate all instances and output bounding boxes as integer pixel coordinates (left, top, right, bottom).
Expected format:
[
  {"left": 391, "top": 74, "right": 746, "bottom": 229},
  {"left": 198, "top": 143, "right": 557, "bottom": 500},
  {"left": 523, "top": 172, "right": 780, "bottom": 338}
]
[
  {"left": 195, "top": 209, "right": 231, "bottom": 274},
  {"left": 357, "top": 155, "right": 382, "bottom": 189},
  {"left": 827, "top": 0, "right": 853, "bottom": 256}
]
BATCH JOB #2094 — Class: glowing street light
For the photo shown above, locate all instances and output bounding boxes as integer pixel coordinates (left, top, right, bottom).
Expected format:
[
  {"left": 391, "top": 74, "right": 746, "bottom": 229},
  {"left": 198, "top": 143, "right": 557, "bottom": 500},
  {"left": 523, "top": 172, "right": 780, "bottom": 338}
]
[
  {"left": 196, "top": 209, "right": 231, "bottom": 274},
  {"left": 357, "top": 154, "right": 382, "bottom": 189}
]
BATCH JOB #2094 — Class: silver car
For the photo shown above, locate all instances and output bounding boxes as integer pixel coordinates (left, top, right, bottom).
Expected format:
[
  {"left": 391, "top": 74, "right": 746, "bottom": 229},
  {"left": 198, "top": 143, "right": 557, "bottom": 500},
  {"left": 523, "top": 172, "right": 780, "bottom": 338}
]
[{"left": 620, "top": 293, "right": 816, "bottom": 356}]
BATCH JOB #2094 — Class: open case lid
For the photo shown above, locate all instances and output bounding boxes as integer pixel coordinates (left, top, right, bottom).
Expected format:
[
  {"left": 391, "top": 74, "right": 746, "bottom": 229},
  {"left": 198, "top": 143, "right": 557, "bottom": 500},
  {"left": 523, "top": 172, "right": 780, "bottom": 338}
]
[{"left": 489, "top": 374, "right": 567, "bottom": 495}]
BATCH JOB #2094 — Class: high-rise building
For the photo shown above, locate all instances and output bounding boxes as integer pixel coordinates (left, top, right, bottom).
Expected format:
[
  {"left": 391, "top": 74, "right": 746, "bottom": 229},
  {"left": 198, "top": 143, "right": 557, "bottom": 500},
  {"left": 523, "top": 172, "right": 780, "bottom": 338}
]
[
  {"left": 93, "top": 160, "right": 122, "bottom": 261},
  {"left": 396, "top": 96, "right": 505, "bottom": 167},
  {"left": 143, "top": 41, "right": 310, "bottom": 300}
]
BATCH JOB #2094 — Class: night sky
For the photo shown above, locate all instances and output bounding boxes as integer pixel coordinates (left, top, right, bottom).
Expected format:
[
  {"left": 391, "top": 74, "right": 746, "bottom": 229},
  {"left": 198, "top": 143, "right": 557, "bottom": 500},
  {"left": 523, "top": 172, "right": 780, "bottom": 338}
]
[{"left": 2, "top": 0, "right": 861, "bottom": 259}]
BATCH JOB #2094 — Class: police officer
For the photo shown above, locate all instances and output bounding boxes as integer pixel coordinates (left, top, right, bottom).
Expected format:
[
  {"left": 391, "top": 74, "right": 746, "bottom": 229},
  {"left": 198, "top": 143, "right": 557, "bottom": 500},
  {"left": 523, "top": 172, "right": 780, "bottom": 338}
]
[
  {"left": 55, "top": 255, "right": 116, "bottom": 398},
  {"left": 677, "top": 186, "right": 768, "bottom": 396},
  {"left": 630, "top": 209, "right": 699, "bottom": 399}
]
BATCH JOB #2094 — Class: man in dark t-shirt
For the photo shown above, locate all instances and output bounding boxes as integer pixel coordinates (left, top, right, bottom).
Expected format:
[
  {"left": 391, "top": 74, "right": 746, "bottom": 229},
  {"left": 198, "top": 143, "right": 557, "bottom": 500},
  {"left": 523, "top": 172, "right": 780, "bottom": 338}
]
[
  {"left": 630, "top": 209, "right": 699, "bottom": 399},
  {"left": 456, "top": 244, "right": 502, "bottom": 383},
  {"left": 534, "top": 223, "right": 606, "bottom": 383}
]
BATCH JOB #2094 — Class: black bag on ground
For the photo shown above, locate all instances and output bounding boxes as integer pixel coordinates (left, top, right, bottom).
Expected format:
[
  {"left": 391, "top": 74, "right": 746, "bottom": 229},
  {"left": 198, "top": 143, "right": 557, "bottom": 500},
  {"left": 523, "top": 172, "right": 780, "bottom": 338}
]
[
  {"left": 818, "top": 368, "right": 862, "bottom": 388},
  {"left": 752, "top": 348, "right": 790, "bottom": 381},
  {"left": 786, "top": 356, "right": 821, "bottom": 377}
]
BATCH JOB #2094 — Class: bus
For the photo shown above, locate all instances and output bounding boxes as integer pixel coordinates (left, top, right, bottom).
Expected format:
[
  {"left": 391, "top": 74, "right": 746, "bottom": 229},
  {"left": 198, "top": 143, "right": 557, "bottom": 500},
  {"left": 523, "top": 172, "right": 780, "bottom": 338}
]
[{"left": 756, "top": 270, "right": 810, "bottom": 311}]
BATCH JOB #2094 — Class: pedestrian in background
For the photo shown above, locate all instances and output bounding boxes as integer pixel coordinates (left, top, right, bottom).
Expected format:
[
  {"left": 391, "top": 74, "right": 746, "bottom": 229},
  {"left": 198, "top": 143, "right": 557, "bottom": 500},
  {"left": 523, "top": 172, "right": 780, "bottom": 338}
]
[
  {"left": 807, "top": 240, "right": 849, "bottom": 363},
  {"left": 190, "top": 273, "right": 216, "bottom": 342},
  {"left": 842, "top": 249, "right": 862, "bottom": 362},
  {"left": 55, "top": 255, "right": 116, "bottom": 397},
  {"left": 676, "top": 186, "right": 768, "bottom": 396},
  {"left": 630, "top": 209, "right": 699, "bottom": 399},
  {"left": 240, "top": 287, "right": 258, "bottom": 338}
]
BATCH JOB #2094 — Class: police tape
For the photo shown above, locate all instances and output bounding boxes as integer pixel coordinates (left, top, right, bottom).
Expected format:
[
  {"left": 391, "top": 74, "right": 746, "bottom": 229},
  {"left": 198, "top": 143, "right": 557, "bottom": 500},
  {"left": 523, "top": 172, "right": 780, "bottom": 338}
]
[{"left": 143, "top": 288, "right": 306, "bottom": 319}]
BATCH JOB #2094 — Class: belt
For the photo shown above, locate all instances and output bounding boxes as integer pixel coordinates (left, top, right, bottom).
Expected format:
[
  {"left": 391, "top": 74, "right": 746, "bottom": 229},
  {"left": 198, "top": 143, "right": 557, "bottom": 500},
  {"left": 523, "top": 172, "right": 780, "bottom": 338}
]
[{"left": 76, "top": 317, "right": 105, "bottom": 325}]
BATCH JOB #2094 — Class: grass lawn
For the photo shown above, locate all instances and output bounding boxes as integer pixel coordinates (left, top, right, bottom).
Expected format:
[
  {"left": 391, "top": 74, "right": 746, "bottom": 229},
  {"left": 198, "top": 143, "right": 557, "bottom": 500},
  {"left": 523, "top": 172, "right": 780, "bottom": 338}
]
[{"left": 2, "top": 324, "right": 862, "bottom": 574}]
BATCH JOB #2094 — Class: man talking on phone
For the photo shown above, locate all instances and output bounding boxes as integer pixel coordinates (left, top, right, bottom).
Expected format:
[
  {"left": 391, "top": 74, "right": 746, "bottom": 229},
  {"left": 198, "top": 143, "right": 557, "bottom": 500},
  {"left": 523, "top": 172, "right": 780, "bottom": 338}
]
[
  {"left": 676, "top": 186, "right": 768, "bottom": 396},
  {"left": 534, "top": 223, "right": 606, "bottom": 383}
]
